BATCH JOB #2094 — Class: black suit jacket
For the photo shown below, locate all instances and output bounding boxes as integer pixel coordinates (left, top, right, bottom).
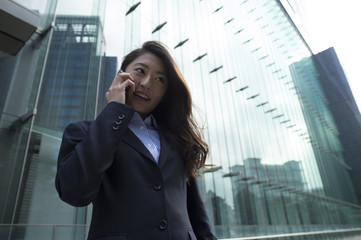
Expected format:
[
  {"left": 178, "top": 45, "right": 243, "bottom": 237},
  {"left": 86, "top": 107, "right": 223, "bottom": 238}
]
[{"left": 55, "top": 102, "right": 217, "bottom": 240}]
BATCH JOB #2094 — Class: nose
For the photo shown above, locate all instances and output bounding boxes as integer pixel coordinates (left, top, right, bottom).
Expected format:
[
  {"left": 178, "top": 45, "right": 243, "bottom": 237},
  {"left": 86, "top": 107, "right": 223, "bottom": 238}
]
[{"left": 139, "top": 74, "right": 151, "bottom": 89}]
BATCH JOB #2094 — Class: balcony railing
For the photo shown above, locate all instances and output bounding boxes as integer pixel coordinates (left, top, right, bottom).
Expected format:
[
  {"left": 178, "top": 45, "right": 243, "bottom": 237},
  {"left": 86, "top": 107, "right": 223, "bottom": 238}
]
[{"left": 0, "top": 224, "right": 360, "bottom": 240}]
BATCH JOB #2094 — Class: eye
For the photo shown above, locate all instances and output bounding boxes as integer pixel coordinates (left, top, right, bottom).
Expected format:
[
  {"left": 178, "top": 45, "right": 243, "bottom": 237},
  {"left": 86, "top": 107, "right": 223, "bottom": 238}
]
[
  {"left": 135, "top": 68, "right": 144, "bottom": 74},
  {"left": 155, "top": 77, "right": 165, "bottom": 84}
]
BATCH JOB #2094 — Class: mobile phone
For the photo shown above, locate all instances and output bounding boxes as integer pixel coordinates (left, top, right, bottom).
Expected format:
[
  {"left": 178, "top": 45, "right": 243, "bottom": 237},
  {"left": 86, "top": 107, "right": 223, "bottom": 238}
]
[
  {"left": 118, "top": 69, "right": 131, "bottom": 95},
  {"left": 125, "top": 86, "right": 130, "bottom": 95}
]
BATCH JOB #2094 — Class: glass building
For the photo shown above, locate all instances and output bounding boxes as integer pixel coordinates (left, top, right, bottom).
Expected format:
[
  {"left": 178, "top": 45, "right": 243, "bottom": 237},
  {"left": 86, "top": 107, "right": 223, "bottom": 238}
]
[
  {"left": 1, "top": 0, "right": 361, "bottom": 239},
  {"left": 312, "top": 48, "right": 361, "bottom": 202}
]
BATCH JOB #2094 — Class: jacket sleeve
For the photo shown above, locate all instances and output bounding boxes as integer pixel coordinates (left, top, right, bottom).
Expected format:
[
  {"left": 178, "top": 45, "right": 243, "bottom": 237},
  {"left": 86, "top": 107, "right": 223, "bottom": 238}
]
[
  {"left": 187, "top": 177, "right": 217, "bottom": 240},
  {"left": 55, "top": 102, "right": 134, "bottom": 207}
]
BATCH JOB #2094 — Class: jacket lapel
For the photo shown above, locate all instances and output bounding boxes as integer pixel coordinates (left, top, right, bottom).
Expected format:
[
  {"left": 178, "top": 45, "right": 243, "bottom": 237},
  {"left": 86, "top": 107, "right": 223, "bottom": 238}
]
[
  {"left": 158, "top": 132, "right": 171, "bottom": 168},
  {"left": 121, "top": 128, "right": 156, "bottom": 163},
  {"left": 120, "top": 128, "right": 175, "bottom": 167}
]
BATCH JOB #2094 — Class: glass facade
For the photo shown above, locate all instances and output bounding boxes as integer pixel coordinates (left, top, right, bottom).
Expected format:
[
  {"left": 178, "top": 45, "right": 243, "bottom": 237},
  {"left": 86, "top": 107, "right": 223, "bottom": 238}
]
[
  {"left": 0, "top": 0, "right": 107, "bottom": 239},
  {"left": 1, "top": 0, "right": 58, "bottom": 233},
  {"left": 1, "top": 0, "right": 361, "bottom": 239}
]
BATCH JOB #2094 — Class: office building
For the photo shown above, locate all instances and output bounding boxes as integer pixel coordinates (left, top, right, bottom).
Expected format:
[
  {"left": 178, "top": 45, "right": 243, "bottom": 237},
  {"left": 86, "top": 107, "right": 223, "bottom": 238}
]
[
  {"left": 1, "top": 0, "right": 361, "bottom": 239},
  {"left": 35, "top": 15, "right": 111, "bottom": 132},
  {"left": 312, "top": 48, "right": 361, "bottom": 202}
]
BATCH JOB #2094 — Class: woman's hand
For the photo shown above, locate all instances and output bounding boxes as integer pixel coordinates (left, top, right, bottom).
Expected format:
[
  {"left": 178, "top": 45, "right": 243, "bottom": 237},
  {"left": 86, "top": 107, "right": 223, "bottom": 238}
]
[{"left": 106, "top": 72, "right": 135, "bottom": 104}]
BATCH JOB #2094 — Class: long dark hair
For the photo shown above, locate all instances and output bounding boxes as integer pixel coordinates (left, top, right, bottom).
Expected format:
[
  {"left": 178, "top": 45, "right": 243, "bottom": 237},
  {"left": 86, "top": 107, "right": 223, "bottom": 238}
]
[{"left": 121, "top": 41, "right": 208, "bottom": 178}]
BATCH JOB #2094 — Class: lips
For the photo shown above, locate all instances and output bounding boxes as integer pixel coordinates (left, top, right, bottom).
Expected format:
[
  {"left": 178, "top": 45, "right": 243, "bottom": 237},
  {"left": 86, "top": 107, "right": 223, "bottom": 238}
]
[{"left": 134, "top": 91, "right": 150, "bottom": 101}]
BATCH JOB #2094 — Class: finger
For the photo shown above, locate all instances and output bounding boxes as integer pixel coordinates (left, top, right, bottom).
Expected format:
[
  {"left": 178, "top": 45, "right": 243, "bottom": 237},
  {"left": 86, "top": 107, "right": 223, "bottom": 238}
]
[
  {"left": 110, "top": 74, "right": 120, "bottom": 87},
  {"left": 110, "top": 72, "right": 133, "bottom": 86},
  {"left": 119, "top": 72, "right": 134, "bottom": 82},
  {"left": 123, "top": 79, "right": 135, "bottom": 93}
]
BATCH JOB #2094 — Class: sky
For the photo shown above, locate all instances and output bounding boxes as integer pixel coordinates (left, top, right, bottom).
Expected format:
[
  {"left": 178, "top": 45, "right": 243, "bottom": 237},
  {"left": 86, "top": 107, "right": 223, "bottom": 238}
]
[{"left": 103, "top": 0, "right": 361, "bottom": 111}]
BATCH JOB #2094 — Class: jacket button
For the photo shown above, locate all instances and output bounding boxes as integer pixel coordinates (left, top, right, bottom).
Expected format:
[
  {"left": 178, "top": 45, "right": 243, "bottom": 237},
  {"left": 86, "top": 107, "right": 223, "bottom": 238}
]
[
  {"left": 115, "top": 119, "right": 123, "bottom": 125},
  {"left": 158, "top": 220, "right": 168, "bottom": 230},
  {"left": 118, "top": 114, "right": 126, "bottom": 120},
  {"left": 153, "top": 182, "right": 162, "bottom": 191},
  {"left": 112, "top": 124, "right": 120, "bottom": 130}
]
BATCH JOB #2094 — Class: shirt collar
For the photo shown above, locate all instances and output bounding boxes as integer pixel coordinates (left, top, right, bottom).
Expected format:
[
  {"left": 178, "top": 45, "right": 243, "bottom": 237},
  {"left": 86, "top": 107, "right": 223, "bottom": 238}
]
[{"left": 130, "top": 112, "right": 158, "bottom": 130}]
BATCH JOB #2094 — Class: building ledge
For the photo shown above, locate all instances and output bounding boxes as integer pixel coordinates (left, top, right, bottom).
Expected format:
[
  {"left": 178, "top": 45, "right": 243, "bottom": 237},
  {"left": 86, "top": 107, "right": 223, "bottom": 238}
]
[{"left": 0, "top": 0, "right": 41, "bottom": 55}]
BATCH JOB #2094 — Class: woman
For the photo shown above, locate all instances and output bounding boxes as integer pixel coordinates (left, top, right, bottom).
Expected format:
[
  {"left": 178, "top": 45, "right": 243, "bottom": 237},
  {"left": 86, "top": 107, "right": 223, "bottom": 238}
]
[{"left": 55, "top": 41, "right": 217, "bottom": 240}]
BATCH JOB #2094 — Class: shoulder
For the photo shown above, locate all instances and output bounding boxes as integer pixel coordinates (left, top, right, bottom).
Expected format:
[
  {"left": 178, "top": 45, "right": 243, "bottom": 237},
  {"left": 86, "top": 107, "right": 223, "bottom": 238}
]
[
  {"left": 62, "top": 120, "right": 92, "bottom": 141},
  {"left": 65, "top": 120, "right": 92, "bottom": 132}
]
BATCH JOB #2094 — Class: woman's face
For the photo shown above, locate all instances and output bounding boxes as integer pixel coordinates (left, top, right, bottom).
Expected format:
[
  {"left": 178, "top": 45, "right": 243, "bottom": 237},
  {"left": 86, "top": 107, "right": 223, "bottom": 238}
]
[{"left": 124, "top": 52, "right": 168, "bottom": 119}]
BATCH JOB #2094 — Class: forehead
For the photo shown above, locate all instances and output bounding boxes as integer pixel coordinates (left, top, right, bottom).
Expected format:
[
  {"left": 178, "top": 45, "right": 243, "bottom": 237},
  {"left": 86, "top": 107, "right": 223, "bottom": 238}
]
[{"left": 130, "top": 52, "right": 167, "bottom": 73}]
